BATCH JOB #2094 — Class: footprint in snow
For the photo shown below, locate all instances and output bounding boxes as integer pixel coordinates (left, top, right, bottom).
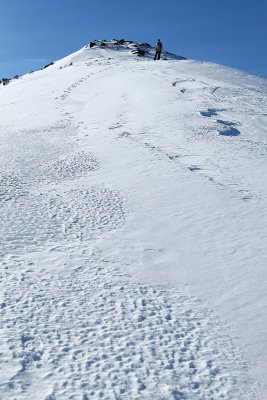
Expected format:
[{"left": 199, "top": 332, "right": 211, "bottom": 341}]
[
  {"left": 200, "top": 108, "right": 226, "bottom": 117},
  {"left": 218, "top": 126, "right": 240, "bottom": 136},
  {"left": 216, "top": 119, "right": 238, "bottom": 126},
  {"left": 172, "top": 78, "right": 195, "bottom": 87},
  {"left": 188, "top": 165, "right": 202, "bottom": 171},
  {"left": 216, "top": 120, "right": 241, "bottom": 136}
]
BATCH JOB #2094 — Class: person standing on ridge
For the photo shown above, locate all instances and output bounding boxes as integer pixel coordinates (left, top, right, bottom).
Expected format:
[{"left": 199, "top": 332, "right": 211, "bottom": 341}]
[{"left": 154, "top": 39, "right": 163, "bottom": 60}]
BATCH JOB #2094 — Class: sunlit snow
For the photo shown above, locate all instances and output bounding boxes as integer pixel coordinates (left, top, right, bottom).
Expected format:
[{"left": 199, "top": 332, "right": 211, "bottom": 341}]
[{"left": 0, "top": 40, "right": 266, "bottom": 400}]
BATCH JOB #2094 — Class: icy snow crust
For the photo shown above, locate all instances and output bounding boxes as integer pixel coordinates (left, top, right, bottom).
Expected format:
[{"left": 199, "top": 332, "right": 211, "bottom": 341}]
[{"left": 0, "top": 40, "right": 266, "bottom": 399}]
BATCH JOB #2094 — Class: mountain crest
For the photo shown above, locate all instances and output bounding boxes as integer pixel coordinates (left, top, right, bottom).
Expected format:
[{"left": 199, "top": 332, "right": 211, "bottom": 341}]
[{"left": 85, "top": 38, "right": 186, "bottom": 60}]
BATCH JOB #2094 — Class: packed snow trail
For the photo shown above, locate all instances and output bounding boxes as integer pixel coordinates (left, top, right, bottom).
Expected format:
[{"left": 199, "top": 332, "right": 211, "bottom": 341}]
[{"left": 0, "top": 41, "right": 266, "bottom": 399}]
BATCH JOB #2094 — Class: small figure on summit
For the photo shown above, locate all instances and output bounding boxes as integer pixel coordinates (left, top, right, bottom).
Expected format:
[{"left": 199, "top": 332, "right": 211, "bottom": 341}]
[{"left": 154, "top": 39, "right": 163, "bottom": 60}]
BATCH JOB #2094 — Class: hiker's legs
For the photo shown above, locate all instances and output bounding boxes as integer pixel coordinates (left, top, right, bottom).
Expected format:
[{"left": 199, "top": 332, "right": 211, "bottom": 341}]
[{"left": 154, "top": 51, "right": 161, "bottom": 60}]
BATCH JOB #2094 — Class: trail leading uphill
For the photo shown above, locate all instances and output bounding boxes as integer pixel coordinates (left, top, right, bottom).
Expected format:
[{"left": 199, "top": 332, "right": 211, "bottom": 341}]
[{"left": 0, "top": 40, "right": 266, "bottom": 399}]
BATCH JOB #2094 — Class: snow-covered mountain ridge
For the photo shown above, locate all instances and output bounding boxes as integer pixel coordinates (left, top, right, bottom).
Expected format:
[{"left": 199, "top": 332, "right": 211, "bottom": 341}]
[
  {"left": 0, "top": 41, "right": 266, "bottom": 399},
  {"left": 85, "top": 39, "right": 186, "bottom": 59}
]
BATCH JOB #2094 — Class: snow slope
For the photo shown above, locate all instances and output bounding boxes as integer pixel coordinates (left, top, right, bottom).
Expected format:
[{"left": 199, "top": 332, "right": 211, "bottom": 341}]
[{"left": 0, "top": 40, "right": 266, "bottom": 399}]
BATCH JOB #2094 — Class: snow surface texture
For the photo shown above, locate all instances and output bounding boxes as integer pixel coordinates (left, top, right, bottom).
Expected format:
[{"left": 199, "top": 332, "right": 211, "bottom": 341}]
[{"left": 0, "top": 40, "right": 266, "bottom": 399}]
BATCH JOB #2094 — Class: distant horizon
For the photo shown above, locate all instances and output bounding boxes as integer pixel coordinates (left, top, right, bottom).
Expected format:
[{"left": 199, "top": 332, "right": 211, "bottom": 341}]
[{"left": 0, "top": 0, "right": 266, "bottom": 79}]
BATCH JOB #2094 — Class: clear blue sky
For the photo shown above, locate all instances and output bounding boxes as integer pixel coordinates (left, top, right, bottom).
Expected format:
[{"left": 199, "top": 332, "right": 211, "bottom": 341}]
[{"left": 0, "top": 0, "right": 266, "bottom": 78}]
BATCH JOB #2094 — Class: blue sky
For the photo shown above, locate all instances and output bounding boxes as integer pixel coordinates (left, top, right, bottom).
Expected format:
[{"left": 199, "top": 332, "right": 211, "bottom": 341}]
[{"left": 0, "top": 0, "right": 266, "bottom": 78}]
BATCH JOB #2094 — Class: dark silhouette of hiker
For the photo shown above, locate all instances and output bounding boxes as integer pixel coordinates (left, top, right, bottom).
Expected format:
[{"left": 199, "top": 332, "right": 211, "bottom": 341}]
[{"left": 154, "top": 39, "right": 163, "bottom": 60}]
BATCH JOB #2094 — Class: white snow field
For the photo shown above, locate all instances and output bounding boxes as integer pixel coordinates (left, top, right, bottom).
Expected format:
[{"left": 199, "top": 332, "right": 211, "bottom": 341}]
[{"left": 0, "top": 40, "right": 266, "bottom": 399}]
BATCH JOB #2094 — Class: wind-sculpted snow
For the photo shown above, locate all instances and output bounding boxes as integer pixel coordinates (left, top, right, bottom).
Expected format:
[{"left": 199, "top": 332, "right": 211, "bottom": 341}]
[
  {"left": 0, "top": 121, "right": 75, "bottom": 183},
  {"left": 0, "top": 173, "right": 27, "bottom": 203},
  {"left": 0, "top": 187, "right": 125, "bottom": 255},
  {"left": 46, "top": 152, "right": 100, "bottom": 179},
  {"left": 0, "top": 255, "right": 253, "bottom": 400}
]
